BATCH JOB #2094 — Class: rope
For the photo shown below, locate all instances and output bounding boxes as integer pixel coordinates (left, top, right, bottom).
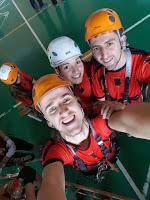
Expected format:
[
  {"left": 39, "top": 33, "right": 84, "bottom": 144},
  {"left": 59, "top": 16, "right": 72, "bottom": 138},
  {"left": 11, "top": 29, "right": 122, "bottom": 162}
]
[{"left": 0, "top": 102, "right": 22, "bottom": 119}]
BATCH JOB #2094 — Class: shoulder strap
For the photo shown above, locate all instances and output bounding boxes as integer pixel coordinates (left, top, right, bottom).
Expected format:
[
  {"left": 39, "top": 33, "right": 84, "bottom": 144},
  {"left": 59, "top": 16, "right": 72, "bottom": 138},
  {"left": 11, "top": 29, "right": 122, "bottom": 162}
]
[
  {"left": 102, "top": 48, "right": 132, "bottom": 102},
  {"left": 102, "top": 67, "right": 111, "bottom": 100},
  {"left": 65, "top": 143, "right": 87, "bottom": 171},
  {"left": 86, "top": 118, "right": 109, "bottom": 156},
  {"left": 123, "top": 48, "right": 132, "bottom": 102}
]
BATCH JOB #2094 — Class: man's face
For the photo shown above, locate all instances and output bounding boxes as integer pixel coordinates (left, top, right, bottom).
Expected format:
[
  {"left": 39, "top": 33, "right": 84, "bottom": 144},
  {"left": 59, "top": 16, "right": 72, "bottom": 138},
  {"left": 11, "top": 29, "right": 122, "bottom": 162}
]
[
  {"left": 58, "top": 57, "right": 84, "bottom": 84},
  {"left": 90, "top": 32, "right": 123, "bottom": 70},
  {"left": 39, "top": 87, "right": 88, "bottom": 144}
]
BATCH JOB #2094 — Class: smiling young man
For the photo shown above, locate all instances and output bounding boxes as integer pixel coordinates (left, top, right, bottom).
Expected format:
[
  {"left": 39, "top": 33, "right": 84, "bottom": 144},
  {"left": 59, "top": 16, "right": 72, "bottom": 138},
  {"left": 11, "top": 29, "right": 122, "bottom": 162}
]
[
  {"left": 85, "top": 8, "right": 150, "bottom": 104},
  {"left": 32, "top": 74, "right": 150, "bottom": 200}
]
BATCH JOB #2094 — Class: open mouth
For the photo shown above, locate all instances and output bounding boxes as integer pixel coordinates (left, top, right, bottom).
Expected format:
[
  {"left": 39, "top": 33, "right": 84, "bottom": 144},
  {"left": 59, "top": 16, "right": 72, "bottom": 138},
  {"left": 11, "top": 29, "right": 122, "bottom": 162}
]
[
  {"left": 104, "top": 58, "right": 113, "bottom": 64},
  {"left": 62, "top": 115, "right": 75, "bottom": 126},
  {"left": 72, "top": 73, "right": 81, "bottom": 79}
]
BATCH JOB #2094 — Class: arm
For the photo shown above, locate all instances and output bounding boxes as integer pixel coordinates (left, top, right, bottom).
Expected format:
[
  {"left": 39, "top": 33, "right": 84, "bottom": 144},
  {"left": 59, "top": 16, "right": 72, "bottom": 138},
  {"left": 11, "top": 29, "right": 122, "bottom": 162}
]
[
  {"left": 20, "top": 70, "right": 33, "bottom": 82},
  {"left": 37, "top": 161, "right": 66, "bottom": 200},
  {"left": 108, "top": 102, "right": 150, "bottom": 140}
]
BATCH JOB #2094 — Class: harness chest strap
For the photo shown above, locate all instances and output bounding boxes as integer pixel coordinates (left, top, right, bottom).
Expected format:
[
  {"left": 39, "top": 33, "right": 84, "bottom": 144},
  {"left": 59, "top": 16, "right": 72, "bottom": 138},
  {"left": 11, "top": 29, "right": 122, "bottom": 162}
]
[
  {"left": 103, "top": 48, "right": 132, "bottom": 102},
  {"left": 87, "top": 119, "right": 119, "bottom": 172},
  {"left": 123, "top": 48, "right": 132, "bottom": 102},
  {"left": 66, "top": 119, "right": 118, "bottom": 172}
]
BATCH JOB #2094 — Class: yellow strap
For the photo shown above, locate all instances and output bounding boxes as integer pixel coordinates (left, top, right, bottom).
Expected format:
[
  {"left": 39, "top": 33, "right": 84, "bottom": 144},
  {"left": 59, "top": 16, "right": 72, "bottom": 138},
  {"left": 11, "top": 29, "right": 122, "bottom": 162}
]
[{"left": 106, "top": 160, "right": 119, "bottom": 173}]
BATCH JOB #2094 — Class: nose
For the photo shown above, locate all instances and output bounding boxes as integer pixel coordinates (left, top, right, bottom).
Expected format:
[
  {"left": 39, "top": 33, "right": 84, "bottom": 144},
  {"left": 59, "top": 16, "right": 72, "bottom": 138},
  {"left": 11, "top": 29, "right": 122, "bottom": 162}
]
[
  {"left": 71, "top": 65, "right": 79, "bottom": 74},
  {"left": 101, "top": 48, "right": 109, "bottom": 60},
  {"left": 59, "top": 104, "right": 69, "bottom": 115}
]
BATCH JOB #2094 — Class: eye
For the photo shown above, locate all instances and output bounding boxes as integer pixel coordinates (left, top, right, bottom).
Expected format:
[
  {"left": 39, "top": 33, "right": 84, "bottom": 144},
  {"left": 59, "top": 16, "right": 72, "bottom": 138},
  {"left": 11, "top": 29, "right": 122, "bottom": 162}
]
[
  {"left": 92, "top": 46, "right": 101, "bottom": 54},
  {"left": 62, "top": 65, "right": 70, "bottom": 71},
  {"left": 76, "top": 59, "right": 81, "bottom": 64},
  {"left": 62, "top": 97, "right": 72, "bottom": 104},
  {"left": 106, "top": 42, "right": 113, "bottom": 47},
  {"left": 47, "top": 106, "right": 57, "bottom": 114}
]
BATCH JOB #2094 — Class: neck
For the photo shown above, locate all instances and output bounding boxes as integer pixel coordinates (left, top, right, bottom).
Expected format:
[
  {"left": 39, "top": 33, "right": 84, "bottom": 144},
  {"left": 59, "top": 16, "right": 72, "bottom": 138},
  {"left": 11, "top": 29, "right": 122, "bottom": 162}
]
[
  {"left": 62, "top": 119, "right": 89, "bottom": 145},
  {"left": 78, "top": 134, "right": 90, "bottom": 150},
  {"left": 111, "top": 49, "right": 127, "bottom": 71}
]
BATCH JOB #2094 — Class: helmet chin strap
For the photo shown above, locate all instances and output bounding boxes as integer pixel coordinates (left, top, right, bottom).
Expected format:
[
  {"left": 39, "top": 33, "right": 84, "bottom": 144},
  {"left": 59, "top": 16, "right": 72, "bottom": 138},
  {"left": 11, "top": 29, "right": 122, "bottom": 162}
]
[
  {"left": 109, "top": 30, "right": 127, "bottom": 71},
  {"left": 110, "top": 49, "right": 123, "bottom": 71},
  {"left": 116, "top": 30, "right": 126, "bottom": 50}
]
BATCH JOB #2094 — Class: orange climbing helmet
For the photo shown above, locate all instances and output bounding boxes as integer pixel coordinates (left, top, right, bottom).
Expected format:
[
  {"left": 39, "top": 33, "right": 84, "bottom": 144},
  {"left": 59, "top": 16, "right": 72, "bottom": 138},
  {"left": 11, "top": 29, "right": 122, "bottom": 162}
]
[
  {"left": 32, "top": 74, "right": 72, "bottom": 112},
  {"left": 85, "top": 8, "right": 123, "bottom": 41},
  {"left": 0, "top": 63, "right": 19, "bottom": 85}
]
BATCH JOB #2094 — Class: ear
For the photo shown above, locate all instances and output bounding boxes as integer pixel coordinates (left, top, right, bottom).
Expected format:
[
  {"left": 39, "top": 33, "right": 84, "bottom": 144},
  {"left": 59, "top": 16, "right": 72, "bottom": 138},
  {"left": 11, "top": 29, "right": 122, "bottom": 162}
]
[
  {"left": 47, "top": 121, "right": 54, "bottom": 128},
  {"left": 120, "top": 35, "right": 127, "bottom": 48},
  {"left": 121, "top": 35, "right": 127, "bottom": 43},
  {"left": 55, "top": 67, "right": 65, "bottom": 79},
  {"left": 55, "top": 67, "right": 60, "bottom": 75}
]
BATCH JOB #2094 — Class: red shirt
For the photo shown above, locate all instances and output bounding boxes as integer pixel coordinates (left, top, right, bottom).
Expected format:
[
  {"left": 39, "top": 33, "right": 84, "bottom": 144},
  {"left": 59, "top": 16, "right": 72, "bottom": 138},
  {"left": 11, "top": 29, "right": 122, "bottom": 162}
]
[
  {"left": 73, "top": 62, "right": 92, "bottom": 110},
  {"left": 42, "top": 115, "right": 112, "bottom": 168},
  {"left": 73, "top": 61, "right": 103, "bottom": 115},
  {"left": 91, "top": 48, "right": 150, "bottom": 103},
  {"left": 19, "top": 70, "right": 33, "bottom": 91}
]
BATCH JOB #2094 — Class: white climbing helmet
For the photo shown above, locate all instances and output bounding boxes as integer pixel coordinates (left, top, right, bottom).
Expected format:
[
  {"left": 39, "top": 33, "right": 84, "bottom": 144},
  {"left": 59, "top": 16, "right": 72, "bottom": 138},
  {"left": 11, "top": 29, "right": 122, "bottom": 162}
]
[{"left": 47, "top": 36, "right": 82, "bottom": 68}]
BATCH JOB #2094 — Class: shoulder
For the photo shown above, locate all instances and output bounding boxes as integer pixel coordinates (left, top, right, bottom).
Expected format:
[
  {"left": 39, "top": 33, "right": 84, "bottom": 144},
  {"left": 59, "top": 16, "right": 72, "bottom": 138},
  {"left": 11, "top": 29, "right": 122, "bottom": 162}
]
[
  {"left": 130, "top": 47, "right": 150, "bottom": 69},
  {"left": 130, "top": 47, "right": 149, "bottom": 56},
  {"left": 42, "top": 140, "right": 73, "bottom": 168}
]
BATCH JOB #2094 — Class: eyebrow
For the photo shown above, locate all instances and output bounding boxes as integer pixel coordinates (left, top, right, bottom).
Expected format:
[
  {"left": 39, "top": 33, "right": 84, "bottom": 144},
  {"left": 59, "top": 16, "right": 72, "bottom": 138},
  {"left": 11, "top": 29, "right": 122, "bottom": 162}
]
[
  {"left": 61, "top": 63, "right": 69, "bottom": 66},
  {"left": 61, "top": 58, "right": 80, "bottom": 66},
  {"left": 92, "top": 39, "right": 115, "bottom": 48},
  {"left": 105, "top": 39, "right": 115, "bottom": 43},
  {"left": 45, "top": 93, "right": 72, "bottom": 110}
]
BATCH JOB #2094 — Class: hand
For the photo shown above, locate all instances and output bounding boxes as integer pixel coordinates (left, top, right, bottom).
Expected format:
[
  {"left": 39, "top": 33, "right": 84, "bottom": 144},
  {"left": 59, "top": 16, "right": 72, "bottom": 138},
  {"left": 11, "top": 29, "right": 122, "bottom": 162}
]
[{"left": 101, "top": 101, "right": 125, "bottom": 119}]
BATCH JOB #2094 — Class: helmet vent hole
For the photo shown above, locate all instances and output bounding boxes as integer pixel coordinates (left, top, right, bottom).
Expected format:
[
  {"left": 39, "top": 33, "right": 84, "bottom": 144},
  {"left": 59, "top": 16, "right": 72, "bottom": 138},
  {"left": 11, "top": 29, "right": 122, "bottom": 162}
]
[
  {"left": 65, "top": 51, "right": 71, "bottom": 55},
  {"left": 74, "top": 42, "right": 77, "bottom": 47},
  {"left": 109, "top": 15, "right": 115, "bottom": 23},
  {"left": 52, "top": 52, "right": 57, "bottom": 56}
]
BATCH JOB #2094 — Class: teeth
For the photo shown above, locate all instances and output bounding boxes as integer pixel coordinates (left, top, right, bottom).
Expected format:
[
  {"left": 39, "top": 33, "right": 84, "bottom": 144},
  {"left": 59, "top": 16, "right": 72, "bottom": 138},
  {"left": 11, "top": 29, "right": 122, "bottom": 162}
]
[
  {"left": 62, "top": 115, "right": 74, "bottom": 124},
  {"left": 104, "top": 58, "right": 113, "bottom": 63},
  {"left": 73, "top": 74, "right": 80, "bottom": 79}
]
